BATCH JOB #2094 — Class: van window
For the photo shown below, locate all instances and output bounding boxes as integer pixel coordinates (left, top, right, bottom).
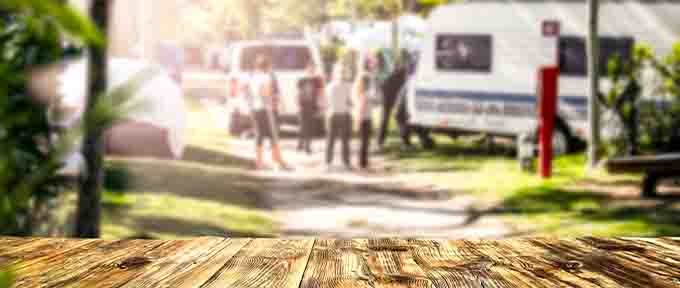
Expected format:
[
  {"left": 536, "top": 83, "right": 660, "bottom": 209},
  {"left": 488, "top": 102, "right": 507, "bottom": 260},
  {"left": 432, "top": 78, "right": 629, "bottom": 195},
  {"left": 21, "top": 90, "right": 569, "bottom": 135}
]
[
  {"left": 559, "top": 36, "right": 635, "bottom": 77},
  {"left": 240, "top": 45, "right": 311, "bottom": 71},
  {"left": 435, "top": 34, "right": 492, "bottom": 72},
  {"left": 273, "top": 46, "right": 311, "bottom": 70}
]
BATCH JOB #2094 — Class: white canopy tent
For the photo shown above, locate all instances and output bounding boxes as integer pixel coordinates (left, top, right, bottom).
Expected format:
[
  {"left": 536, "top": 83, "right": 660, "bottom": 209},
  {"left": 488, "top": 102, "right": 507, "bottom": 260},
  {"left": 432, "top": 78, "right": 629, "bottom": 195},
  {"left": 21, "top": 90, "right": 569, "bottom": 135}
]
[{"left": 58, "top": 58, "right": 187, "bottom": 160}]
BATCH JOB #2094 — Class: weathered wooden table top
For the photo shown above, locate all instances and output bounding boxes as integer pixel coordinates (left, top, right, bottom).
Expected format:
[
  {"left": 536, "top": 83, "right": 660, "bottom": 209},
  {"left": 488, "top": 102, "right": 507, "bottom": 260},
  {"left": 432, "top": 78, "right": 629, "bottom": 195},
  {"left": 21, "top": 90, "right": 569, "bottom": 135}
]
[{"left": 1, "top": 237, "right": 680, "bottom": 287}]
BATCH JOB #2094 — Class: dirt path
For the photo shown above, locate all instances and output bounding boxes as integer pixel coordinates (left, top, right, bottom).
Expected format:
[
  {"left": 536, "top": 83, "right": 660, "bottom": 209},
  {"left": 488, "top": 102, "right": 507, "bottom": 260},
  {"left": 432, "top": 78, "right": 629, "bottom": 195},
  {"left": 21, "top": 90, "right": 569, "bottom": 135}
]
[{"left": 223, "top": 137, "right": 513, "bottom": 238}]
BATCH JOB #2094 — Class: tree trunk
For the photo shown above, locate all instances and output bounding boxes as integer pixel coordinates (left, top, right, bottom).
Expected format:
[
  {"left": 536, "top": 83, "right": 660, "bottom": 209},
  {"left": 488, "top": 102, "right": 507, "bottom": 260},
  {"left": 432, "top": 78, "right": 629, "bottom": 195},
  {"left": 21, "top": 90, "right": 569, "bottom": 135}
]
[
  {"left": 392, "top": 19, "right": 400, "bottom": 67},
  {"left": 587, "top": 0, "right": 601, "bottom": 167},
  {"left": 75, "top": 0, "right": 109, "bottom": 238}
]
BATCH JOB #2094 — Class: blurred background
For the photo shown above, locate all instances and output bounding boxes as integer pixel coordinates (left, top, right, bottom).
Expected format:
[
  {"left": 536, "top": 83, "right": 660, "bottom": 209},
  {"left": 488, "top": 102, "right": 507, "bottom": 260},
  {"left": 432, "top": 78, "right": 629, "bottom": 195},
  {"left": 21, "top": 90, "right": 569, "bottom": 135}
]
[{"left": 2, "top": 0, "right": 680, "bottom": 242}]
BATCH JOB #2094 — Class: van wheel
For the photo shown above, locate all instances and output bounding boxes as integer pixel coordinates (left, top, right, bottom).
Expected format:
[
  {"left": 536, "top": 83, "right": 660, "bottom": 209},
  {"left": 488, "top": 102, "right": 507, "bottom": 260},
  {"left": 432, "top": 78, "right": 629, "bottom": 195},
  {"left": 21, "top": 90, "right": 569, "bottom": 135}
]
[
  {"left": 416, "top": 128, "right": 436, "bottom": 150},
  {"left": 534, "top": 120, "right": 572, "bottom": 156},
  {"left": 447, "top": 132, "right": 459, "bottom": 141}
]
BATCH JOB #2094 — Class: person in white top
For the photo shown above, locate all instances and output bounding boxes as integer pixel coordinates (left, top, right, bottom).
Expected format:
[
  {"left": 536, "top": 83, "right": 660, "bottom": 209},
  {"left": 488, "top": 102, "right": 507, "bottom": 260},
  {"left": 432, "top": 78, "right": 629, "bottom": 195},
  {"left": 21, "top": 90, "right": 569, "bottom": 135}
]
[
  {"left": 354, "top": 56, "right": 378, "bottom": 170},
  {"left": 248, "top": 55, "right": 289, "bottom": 170},
  {"left": 324, "top": 64, "right": 353, "bottom": 170}
]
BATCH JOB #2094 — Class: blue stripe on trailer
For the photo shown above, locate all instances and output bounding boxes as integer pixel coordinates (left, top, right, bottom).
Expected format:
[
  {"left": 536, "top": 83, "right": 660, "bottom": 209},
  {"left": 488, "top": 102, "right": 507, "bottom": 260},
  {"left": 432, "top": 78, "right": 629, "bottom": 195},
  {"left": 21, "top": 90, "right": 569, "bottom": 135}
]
[{"left": 415, "top": 89, "right": 587, "bottom": 107}]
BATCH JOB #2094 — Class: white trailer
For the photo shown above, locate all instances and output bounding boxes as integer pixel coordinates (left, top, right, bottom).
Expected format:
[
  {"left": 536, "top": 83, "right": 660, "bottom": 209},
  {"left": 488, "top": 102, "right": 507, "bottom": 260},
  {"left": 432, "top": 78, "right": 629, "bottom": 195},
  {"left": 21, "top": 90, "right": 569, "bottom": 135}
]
[{"left": 408, "top": 0, "right": 680, "bottom": 154}]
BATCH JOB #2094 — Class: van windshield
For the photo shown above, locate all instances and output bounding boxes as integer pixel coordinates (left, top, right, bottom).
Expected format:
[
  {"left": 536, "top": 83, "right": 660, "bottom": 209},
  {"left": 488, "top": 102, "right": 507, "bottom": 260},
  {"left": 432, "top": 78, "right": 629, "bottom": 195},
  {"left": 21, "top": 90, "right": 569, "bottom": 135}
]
[{"left": 240, "top": 45, "right": 311, "bottom": 71}]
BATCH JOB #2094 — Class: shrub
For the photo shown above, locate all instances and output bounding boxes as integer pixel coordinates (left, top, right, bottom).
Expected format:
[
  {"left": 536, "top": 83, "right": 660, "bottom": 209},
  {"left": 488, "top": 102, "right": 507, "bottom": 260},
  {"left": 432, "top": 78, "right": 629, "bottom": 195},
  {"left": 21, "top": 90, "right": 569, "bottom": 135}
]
[
  {"left": 0, "top": 0, "right": 101, "bottom": 235},
  {"left": 602, "top": 42, "right": 680, "bottom": 156}
]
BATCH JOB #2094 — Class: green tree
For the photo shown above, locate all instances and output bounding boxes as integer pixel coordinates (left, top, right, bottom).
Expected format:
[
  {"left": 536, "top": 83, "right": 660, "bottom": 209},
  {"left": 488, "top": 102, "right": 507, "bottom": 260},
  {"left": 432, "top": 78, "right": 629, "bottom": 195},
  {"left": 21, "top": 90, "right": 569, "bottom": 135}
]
[
  {"left": 601, "top": 42, "right": 680, "bottom": 156},
  {"left": 600, "top": 44, "right": 655, "bottom": 156},
  {"left": 643, "top": 43, "right": 680, "bottom": 153},
  {"left": 415, "top": 0, "right": 454, "bottom": 16},
  {"left": 0, "top": 0, "right": 102, "bottom": 235},
  {"left": 179, "top": 0, "right": 284, "bottom": 43},
  {"left": 267, "top": 0, "right": 330, "bottom": 32}
]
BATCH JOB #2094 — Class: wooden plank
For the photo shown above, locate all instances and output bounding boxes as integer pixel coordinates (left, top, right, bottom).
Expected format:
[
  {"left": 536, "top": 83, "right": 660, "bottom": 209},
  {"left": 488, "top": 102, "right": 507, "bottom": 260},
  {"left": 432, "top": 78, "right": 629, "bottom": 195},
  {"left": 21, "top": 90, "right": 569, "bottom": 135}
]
[
  {"left": 413, "top": 239, "right": 526, "bottom": 288},
  {"left": 300, "top": 239, "right": 433, "bottom": 288},
  {"left": 119, "top": 237, "right": 251, "bottom": 288},
  {"left": 497, "top": 238, "right": 623, "bottom": 288},
  {"left": 50, "top": 239, "right": 192, "bottom": 288},
  {"left": 364, "top": 239, "right": 432, "bottom": 288},
  {"left": 412, "top": 238, "right": 649, "bottom": 288},
  {"left": 524, "top": 238, "right": 678, "bottom": 288},
  {"left": 12, "top": 239, "right": 166, "bottom": 287},
  {"left": 0, "top": 237, "right": 35, "bottom": 248},
  {"left": 0, "top": 238, "right": 96, "bottom": 270},
  {"left": 0, "top": 238, "right": 51, "bottom": 256},
  {"left": 199, "top": 238, "right": 314, "bottom": 288},
  {"left": 574, "top": 237, "right": 680, "bottom": 287},
  {"left": 299, "top": 239, "right": 373, "bottom": 288}
]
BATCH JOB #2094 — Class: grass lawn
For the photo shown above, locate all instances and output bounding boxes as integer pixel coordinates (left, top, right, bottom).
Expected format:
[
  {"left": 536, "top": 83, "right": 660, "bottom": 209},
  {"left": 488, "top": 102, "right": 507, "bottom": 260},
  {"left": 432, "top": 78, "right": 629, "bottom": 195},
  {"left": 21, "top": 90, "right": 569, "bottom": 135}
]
[
  {"left": 57, "top": 189, "right": 276, "bottom": 240},
  {"left": 56, "top": 96, "right": 277, "bottom": 239},
  {"left": 382, "top": 135, "right": 680, "bottom": 237}
]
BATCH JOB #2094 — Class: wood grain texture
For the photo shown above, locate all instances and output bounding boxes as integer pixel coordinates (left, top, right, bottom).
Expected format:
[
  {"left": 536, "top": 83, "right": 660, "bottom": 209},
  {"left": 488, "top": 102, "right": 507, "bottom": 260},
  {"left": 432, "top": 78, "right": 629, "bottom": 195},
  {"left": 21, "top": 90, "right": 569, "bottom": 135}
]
[
  {"left": 300, "top": 239, "right": 434, "bottom": 288},
  {"left": 12, "top": 239, "right": 165, "bottom": 287},
  {"left": 2, "top": 237, "right": 680, "bottom": 287},
  {"left": 198, "top": 238, "right": 314, "bottom": 288},
  {"left": 120, "top": 237, "right": 251, "bottom": 288},
  {"left": 0, "top": 238, "right": 96, "bottom": 270},
  {"left": 51, "top": 239, "right": 191, "bottom": 288}
]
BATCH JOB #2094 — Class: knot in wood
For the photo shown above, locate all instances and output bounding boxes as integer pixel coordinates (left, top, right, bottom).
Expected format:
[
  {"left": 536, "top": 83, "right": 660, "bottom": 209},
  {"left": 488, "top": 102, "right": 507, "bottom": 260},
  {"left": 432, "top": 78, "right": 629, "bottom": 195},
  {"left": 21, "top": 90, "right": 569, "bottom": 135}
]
[
  {"left": 116, "top": 256, "right": 152, "bottom": 269},
  {"left": 558, "top": 260, "right": 583, "bottom": 271}
]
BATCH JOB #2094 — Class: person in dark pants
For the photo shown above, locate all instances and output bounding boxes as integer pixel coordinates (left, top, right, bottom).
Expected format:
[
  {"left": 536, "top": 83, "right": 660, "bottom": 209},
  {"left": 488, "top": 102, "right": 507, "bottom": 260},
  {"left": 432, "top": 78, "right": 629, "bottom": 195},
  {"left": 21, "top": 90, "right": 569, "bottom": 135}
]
[
  {"left": 249, "top": 55, "right": 289, "bottom": 170},
  {"left": 377, "top": 51, "right": 435, "bottom": 150},
  {"left": 297, "top": 62, "right": 325, "bottom": 154},
  {"left": 355, "top": 59, "right": 377, "bottom": 170},
  {"left": 325, "top": 65, "right": 353, "bottom": 171},
  {"left": 394, "top": 78, "right": 435, "bottom": 150},
  {"left": 377, "top": 60, "right": 408, "bottom": 148},
  {"left": 395, "top": 85, "right": 412, "bottom": 147}
]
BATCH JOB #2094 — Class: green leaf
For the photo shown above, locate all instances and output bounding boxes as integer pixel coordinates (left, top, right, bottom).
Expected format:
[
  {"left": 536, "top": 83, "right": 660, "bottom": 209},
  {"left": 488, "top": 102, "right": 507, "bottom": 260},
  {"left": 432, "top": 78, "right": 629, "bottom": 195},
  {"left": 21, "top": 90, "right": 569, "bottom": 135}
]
[{"left": 607, "top": 54, "right": 621, "bottom": 79}]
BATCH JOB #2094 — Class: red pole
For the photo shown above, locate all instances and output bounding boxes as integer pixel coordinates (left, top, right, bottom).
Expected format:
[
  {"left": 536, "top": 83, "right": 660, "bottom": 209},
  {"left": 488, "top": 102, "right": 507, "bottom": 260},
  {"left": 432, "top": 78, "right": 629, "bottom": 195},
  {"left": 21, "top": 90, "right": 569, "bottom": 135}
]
[
  {"left": 537, "top": 20, "right": 561, "bottom": 179},
  {"left": 539, "top": 67, "right": 559, "bottom": 178}
]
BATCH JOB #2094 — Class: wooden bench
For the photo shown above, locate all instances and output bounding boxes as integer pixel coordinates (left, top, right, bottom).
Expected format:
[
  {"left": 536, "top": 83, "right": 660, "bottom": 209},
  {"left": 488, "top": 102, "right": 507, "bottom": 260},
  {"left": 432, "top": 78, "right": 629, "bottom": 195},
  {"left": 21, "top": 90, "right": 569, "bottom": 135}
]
[
  {"left": 2, "top": 237, "right": 680, "bottom": 287},
  {"left": 605, "top": 154, "right": 680, "bottom": 197}
]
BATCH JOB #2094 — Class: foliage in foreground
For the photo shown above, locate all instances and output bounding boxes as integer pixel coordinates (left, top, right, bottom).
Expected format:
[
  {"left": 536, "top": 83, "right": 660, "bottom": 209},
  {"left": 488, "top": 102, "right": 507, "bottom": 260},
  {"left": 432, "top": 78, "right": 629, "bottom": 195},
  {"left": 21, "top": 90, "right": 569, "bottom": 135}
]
[
  {"left": 0, "top": 269, "right": 13, "bottom": 288},
  {"left": 0, "top": 0, "right": 101, "bottom": 235}
]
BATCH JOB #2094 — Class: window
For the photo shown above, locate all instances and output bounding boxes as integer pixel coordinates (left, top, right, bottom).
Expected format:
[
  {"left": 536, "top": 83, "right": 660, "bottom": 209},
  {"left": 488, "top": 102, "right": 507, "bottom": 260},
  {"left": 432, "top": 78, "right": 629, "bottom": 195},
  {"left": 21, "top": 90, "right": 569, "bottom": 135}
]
[
  {"left": 240, "top": 46, "right": 270, "bottom": 71},
  {"left": 271, "top": 46, "right": 311, "bottom": 70},
  {"left": 559, "top": 36, "right": 635, "bottom": 77},
  {"left": 435, "top": 34, "right": 493, "bottom": 72}
]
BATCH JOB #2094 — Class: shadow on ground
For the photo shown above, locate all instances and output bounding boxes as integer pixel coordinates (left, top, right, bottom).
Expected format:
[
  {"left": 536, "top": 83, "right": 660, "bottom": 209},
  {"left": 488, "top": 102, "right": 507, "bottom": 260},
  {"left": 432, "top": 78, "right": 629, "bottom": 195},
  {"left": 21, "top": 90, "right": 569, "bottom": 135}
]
[
  {"left": 118, "top": 215, "right": 273, "bottom": 238},
  {"left": 380, "top": 137, "right": 515, "bottom": 173},
  {"left": 483, "top": 182, "right": 680, "bottom": 236},
  {"left": 109, "top": 157, "right": 271, "bottom": 209},
  {"left": 182, "top": 145, "right": 254, "bottom": 168}
]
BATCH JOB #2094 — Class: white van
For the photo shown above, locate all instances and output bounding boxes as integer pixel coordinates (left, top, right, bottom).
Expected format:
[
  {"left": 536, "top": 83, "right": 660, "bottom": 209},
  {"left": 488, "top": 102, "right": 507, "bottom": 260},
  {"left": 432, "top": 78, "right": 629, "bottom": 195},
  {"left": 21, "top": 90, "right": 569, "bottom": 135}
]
[
  {"left": 225, "top": 39, "right": 323, "bottom": 135},
  {"left": 408, "top": 1, "right": 680, "bottom": 154}
]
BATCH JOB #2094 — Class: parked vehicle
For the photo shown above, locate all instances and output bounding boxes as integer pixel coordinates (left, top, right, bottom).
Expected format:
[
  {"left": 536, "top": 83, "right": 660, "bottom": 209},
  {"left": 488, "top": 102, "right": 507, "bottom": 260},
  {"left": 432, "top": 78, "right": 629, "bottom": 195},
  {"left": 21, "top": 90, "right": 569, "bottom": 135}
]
[
  {"left": 225, "top": 39, "right": 324, "bottom": 136},
  {"left": 407, "top": 1, "right": 680, "bottom": 154}
]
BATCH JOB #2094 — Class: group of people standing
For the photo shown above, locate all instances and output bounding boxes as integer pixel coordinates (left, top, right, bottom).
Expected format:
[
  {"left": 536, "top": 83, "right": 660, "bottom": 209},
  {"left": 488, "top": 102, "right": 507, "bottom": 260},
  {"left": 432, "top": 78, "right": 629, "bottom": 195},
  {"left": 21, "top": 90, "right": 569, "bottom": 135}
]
[{"left": 244, "top": 49, "right": 422, "bottom": 172}]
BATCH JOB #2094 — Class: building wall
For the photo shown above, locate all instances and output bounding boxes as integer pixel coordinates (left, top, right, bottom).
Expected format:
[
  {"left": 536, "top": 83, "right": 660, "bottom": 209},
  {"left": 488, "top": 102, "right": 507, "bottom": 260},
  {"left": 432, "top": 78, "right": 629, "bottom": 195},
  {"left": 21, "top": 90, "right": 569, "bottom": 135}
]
[{"left": 69, "top": 0, "right": 180, "bottom": 63}]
